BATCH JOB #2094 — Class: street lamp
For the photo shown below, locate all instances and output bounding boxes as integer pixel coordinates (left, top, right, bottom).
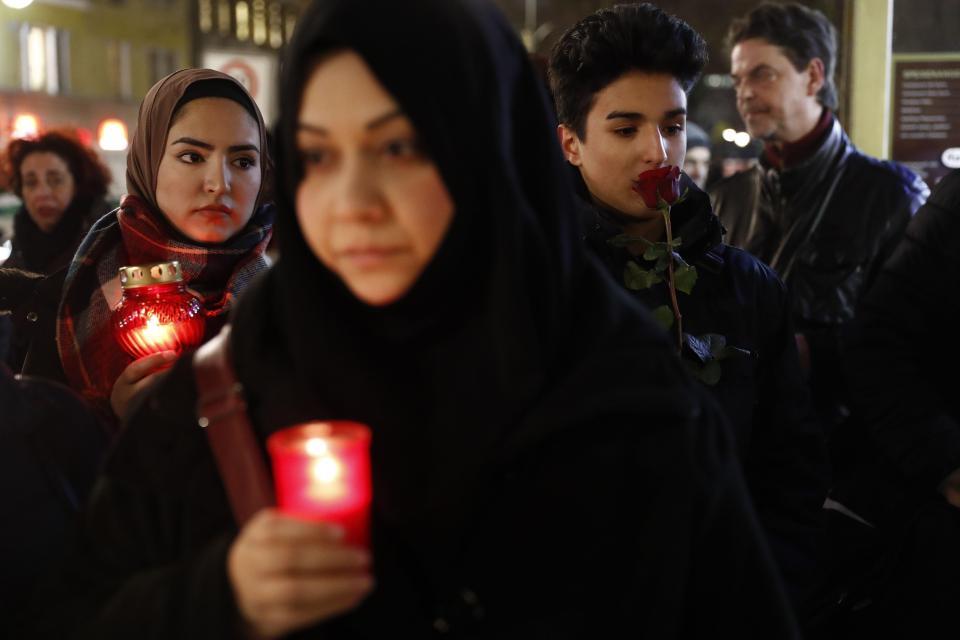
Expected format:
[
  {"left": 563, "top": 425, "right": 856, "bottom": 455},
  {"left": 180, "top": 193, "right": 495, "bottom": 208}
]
[{"left": 2, "top": 0, "right": 35, "bottom": 9}]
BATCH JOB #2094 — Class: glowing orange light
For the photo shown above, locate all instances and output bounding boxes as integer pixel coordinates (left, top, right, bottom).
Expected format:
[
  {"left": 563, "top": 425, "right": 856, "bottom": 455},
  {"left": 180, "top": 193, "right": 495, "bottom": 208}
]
[
  {"left": 12, "top": 113, "right": 40, "bottom": 139},
  {"left": 98, "top": 118, "right": 129, "bottom": 151}
]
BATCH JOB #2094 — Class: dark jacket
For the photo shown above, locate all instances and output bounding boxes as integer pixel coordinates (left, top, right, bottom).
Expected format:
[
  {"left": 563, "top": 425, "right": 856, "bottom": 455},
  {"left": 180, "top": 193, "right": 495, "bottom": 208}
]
[
  {"left": 833, "top": 169, "right": 960, "bottom": 526},
  {"left": 1, "top": 200, "right": 111, "bottom": 371},
  {"left": 39, "top": 304, "right": 798, "bottom": 639},
  {"left": 0, "top": 266, "right": 69, "bottom": 384},
  {"left": 582, "top": 182, "right": 828, "bottom": 607},
  {"left": 710, "top": 117, "right": 929, "bottom": 429},
  {"left": 0, "top": 364, "right": 106, "bottom": 637}
]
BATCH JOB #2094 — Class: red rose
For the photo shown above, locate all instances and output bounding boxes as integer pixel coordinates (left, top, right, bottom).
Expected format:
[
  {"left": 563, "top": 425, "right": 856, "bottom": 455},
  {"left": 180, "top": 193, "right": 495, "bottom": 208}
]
[{"left": 633, "top": 166, "right": 681, "bottom": 208}]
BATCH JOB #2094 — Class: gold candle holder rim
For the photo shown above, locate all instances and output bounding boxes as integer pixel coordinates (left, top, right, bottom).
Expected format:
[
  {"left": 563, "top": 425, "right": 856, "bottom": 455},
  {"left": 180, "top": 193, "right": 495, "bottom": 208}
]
[{"left": 118, "top": 261, "right": 185, "bottom": 289}]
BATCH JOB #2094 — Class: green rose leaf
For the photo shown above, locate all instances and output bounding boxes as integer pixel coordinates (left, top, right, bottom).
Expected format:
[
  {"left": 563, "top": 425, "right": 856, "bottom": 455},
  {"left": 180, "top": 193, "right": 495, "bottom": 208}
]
[
  {"left": 674, "top": 263, "right": 698, "bottom": 294},
  {"left": 643, "top": 243, "right": 665, "bottom": 261},
  {"left": 624, "top": 261, "right": 662, "bottom": 290},
  {"left": 651, "top": 304, "right": 675, "bottom": 331}
]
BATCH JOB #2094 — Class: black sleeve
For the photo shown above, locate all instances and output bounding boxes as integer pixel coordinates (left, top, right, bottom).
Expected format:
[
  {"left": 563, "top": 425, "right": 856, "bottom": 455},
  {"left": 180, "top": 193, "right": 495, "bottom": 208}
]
[
  {"left": 846, "top": 170, "right": 960, "bottom": 491},
  {"left": 745, "top": 272, "right": 829, "bottom": 603},
  {"left": 41, "top": 480, "right": 241, "bottom": 640},
  {"left": 17, "top": 268, "right": 70, "bottom": 382},
  {"left": 0, "top": 267, "right": 45, "bottom": 312},
  {"left": 35, "top": 362, "right": 245, "bottom": 640}
]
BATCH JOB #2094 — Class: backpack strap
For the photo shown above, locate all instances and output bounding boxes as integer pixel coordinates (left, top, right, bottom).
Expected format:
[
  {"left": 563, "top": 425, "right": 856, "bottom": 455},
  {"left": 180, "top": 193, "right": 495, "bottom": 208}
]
[{"left": 193, "top": 325, "right": 274, "bottom": 526}]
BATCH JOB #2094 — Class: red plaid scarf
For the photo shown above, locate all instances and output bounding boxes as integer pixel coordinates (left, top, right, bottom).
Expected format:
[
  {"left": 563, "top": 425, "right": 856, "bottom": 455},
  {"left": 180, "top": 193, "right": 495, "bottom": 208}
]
[{"left": 57, "top": 194, "right": 273, "bottom": 414}]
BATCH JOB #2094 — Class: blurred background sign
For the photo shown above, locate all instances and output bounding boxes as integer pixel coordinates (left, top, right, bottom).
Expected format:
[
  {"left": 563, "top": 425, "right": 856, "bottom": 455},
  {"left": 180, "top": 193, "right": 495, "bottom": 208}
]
[
  {"left": 202, "top": 49, "right": 276, "bottom": 124},
  {"left": 891, "top": 58, "right": 960, "bottom": 186}
]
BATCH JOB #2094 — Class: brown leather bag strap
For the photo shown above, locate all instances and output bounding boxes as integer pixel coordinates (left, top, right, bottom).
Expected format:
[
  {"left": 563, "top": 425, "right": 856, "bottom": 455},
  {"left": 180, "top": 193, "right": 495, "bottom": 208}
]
[{"left": 193, "top": 325, "right": 275, "bottom": 527}]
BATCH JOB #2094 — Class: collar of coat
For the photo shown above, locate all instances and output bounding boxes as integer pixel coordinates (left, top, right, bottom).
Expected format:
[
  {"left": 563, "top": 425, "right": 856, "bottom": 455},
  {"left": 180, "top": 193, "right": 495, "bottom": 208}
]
[{"left": 579, "top": 173, "right": 725, "bottom": 273}]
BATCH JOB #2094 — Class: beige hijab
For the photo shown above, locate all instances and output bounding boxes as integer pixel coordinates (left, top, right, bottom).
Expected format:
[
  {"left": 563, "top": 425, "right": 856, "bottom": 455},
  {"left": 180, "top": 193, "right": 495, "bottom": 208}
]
[{"left": 126, "top": 68, "right": 270, "bottom": 217}]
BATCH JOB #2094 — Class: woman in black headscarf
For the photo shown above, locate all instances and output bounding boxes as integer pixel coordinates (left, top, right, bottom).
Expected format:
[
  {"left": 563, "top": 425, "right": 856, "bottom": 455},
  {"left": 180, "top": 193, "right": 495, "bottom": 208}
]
[{"left": 43, "top": 1, "right": 797, "bottom": 638}]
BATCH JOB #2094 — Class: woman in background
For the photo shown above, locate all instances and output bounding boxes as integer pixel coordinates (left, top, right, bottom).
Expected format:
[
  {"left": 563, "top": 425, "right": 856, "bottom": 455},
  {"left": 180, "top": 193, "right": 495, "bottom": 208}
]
[{"left": 0, "top": 129, "right": 112, "bottom": 370}]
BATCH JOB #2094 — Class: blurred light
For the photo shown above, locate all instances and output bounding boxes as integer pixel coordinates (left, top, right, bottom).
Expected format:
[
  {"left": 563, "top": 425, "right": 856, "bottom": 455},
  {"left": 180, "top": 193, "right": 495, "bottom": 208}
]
[
  {"left": 704, "top": 74, "right": 734, "bottom": 89},
  {"left": 252, "top": 0, "right": 267, "bottom": 45},
  {"left": 305, "top": 437, "right": 328, "bottom": 456},
  {"left": 235, "top": 1, "right": 250, "bottom": 41},
  {"left": 199, "top": 0, "right": 213, "bottom": 33},
  {"left": 2, "top": 0, "right": 34, "bottom": 9},
  {"left": 26, "top": 26, "right": 46, "bottom": 91},
  {"left": 311, "top": 456, "right": 342, "bottom": 484},
  {"left": 98, "top": 119, "right": 129, "bottom": 151},
  {"left": 217, "top": 0, "right": 231, "bottom": 36},
  {"left": 75, "top": 127, "right": 94, "bottom": 147},
  {"left": 734, "top": 131, "right": 752, "bottom": 148},
  {"left": 0, "top": 240, "right": 12, "bottom": 264},
  {"left": 12, "top": 113, "right": 40, "bottom": 139},
  {"left": 285, "top": 13, "right": 297, "bottom": 42},
  {"left": 722, "top": 128, "right": 737, "bottom": 142},
  {"left": 268, "top": 2, "right": 283, "bottom": 48}
]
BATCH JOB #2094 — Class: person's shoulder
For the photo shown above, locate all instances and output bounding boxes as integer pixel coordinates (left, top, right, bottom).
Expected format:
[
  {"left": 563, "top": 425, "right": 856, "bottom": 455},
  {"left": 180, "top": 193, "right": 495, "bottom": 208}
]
[
  {"left": 843, "top": 147, "right": 929, "bottom": 201},
  {"left": 904, "top": 170, "right": 960, "bottom": 243},
  {"left": 708, "top": 166, "right": 760, "bottom": 198},
  {"left": 927, "top": 169, "right": 960, "bottom": 211},
  {"left": 710, "top": 243, "right": 786, "bottom": 294}
]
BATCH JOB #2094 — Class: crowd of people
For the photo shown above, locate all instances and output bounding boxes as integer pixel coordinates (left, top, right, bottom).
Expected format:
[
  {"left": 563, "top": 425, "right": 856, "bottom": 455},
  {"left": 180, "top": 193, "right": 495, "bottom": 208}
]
[{"left": 0, "top": 0, "right": 955, "bottom": 638}]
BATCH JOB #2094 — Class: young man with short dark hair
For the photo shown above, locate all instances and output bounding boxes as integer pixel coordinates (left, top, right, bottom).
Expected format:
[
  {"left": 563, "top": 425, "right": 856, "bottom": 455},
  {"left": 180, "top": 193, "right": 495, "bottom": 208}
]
[{"left": 550, "top": 2, "right": 827, "bottom": 616}]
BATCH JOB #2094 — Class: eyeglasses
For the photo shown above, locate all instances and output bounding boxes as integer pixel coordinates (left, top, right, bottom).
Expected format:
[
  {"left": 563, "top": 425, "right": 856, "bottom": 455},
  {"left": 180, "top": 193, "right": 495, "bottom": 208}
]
[{"left": 730, "top": 66, "right": 781, "bottom": 92}]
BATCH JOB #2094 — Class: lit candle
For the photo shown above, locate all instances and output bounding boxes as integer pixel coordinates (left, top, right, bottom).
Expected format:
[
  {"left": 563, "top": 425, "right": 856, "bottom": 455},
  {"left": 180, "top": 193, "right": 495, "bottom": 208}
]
[
  {"left": 267, "top": 421, "right": 372, "bottom": 547},
  {"left": 112, "top": 262, "right": 205, "bottom": 359}
]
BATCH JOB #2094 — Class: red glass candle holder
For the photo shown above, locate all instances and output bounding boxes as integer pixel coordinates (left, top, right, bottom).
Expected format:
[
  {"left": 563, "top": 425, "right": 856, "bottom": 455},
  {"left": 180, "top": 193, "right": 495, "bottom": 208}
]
[
  {"left": 267, "top": 421, "right": 373, "bottom": 547},
  {"left": 112, "top": 261, "right": 205, "bottom": 359}
]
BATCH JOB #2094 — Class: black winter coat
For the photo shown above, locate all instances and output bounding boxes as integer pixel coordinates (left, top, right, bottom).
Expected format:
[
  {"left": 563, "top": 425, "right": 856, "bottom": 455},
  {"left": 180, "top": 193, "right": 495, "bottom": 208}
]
[
  {"left": 0, "top": 266, "right": 69, "bottom": 383},
  {"left": 37, "top": 282, "right": 799, "bottom": 640},
  {"left": 582, "top": 183, "right": 828, "bottom": 607},
  {"left": 1, "top": 200, "right": 111, "bottom": 371},
  {"left": 833, "top": 169, "right": 960, "bottom": 526},
  {"left": 0, "top": 364, "right": 105, "bottom": 637},
  {"left": 710, "top": 118, "right": 928, "bottom": 429}
]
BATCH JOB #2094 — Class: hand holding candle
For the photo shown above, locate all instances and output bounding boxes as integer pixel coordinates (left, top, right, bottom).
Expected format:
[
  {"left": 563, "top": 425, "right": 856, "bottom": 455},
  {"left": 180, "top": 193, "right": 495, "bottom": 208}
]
[
  {"left": 228, "top": 509, "right": 374, "bottom": 638},
  {"left": 267, "top": 421, "right": 373, "bottom": 548},
  {"left": 109, "top": 350, "right": 178, "bottom": 419}
]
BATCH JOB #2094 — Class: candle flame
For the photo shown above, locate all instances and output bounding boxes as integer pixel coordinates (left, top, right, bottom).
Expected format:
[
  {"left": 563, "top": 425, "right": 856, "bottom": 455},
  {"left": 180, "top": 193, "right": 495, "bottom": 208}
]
[
  {"left": 311, "top": 456, "right": 341, "bottom": 484},
  {"left": 305, "top": 437, "right": 328, "bottom": 456},
  {"left": 137, "top": 313, "right": 173, "bottom": 346}
]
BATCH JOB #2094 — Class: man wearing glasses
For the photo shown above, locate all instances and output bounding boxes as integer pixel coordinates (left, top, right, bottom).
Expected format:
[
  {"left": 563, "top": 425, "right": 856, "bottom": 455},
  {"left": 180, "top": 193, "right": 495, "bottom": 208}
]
[{"left": 710, "top": 2, "right": 928, "bottom": 433}]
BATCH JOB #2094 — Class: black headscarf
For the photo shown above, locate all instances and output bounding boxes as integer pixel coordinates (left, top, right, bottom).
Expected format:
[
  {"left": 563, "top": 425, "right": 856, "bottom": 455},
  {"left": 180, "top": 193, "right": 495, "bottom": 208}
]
[{"left": 232, "top": 0, "right": 688, "bottom": 569}]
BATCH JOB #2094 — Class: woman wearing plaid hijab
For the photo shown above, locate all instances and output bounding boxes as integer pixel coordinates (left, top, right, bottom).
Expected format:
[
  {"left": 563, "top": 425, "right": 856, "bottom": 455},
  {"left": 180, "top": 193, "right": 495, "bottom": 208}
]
[{"left": 23, "top": 69, "right": 273, "bottom": 425}]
